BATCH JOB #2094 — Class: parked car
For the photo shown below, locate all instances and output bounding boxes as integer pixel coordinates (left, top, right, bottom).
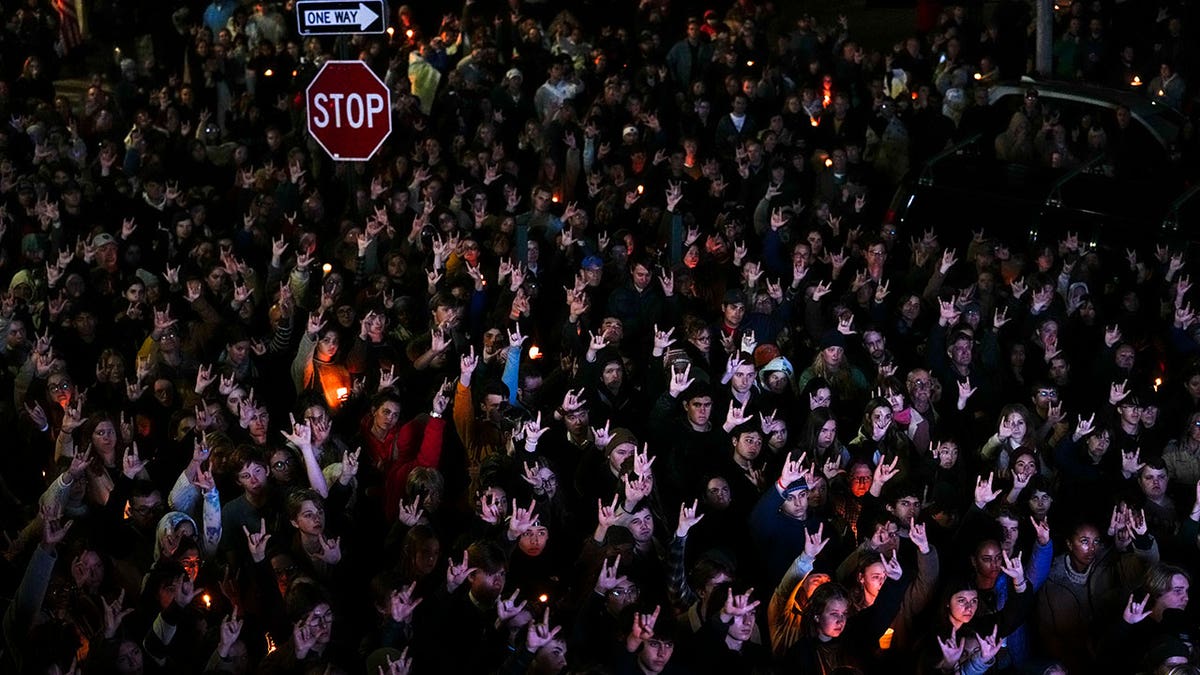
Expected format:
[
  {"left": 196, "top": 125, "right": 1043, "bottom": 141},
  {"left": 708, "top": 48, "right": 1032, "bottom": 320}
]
[{"left": 883, "top": 79, "right": 1190, "bottom": 252}]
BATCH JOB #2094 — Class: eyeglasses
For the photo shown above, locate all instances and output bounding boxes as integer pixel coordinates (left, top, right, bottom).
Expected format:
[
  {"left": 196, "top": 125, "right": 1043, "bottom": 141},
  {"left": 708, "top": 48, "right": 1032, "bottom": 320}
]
[
  {"left": 273, "top": 564, "right": 298, "bottom": 579},
  {"left": 307, "top": 611, "right": 334, "bottom": 627},
  {"left": 909, "top": 379, "right": 930, "bottom": 389},
  {"left": 608, "top": 586, "right": 639, "bottom": 598},
  {"left": 50, "top": 381, "right": 73, "bottom": 392},
  {"left": 1037, "top": 389, "right": 1058, "bottom": 398}
]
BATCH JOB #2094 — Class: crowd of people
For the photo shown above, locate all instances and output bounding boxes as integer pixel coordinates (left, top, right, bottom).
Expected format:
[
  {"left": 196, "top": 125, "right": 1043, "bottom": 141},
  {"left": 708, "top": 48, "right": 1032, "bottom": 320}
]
[{"left": 1, "top": 0, "right": 1200, "bottom": 673}]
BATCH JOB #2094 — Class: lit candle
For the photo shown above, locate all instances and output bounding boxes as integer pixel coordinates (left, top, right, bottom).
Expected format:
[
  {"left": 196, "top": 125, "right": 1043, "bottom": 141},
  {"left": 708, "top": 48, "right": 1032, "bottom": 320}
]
[
  {"left": 202, "top": 593, "right": 212, "bottom": 609},
  {"left": 879, "top": 627, "right": 894, "bottom": 649},
  {"left": 1131, "top": 76, "right": 1142, "bottom": 86},
  {"left": 529, "top": 345, "right": 542, "bottom": 359},
  {"left": 824, "top": 158, "right": 833, "bottom": 168},
  {"left": 1155, "top": 377, "right": 1163, "bottom": 392},
  {"left": 636, "top": 184, "right": 644, "bottom": 195},
  {"left": 387, "top": 27, "right": 395, "bottom": 37},
  {"left": 538, "top": 593, "right": 549, "bottom": 603},
  {"left": 322, "top": 263, "right": 333, "bottom": 274},
  {"left": 405, "top": 29, "right": 414, "bottom": 39}
]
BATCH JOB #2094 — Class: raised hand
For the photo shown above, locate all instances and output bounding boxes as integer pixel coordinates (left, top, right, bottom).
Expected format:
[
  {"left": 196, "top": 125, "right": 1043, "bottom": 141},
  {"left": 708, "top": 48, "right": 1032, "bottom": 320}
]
[
  {"left": 521, "top": 411, "right": 548, "bottom": 448},
  {"left": 217, "top": 613, "right": 244, "bottom": 658},
  {"left": 720, "top": 587, "right": 760, "bottom": 621},
  {"left": 1123, "top": 592, "right": 1152, "bottom": 624},
  {"left": 397, "top": 495, "right": 425, "bottom": 527},
  {"left": 595, "top": 553, "right": 627, "bottom": 595},
  {"left": 591, "top": 419, "right": 613, "bottom": 450},
  {"left": 121, "top": 445, "right": 147, "bottom": 480},
  {"left": 623, "top": 472, "right": 653, "bottom": 506},
  {"left": 102, "top": 589, "right": 135, "bottom": 639},
  {"left": 479, "top": 490, "right": 505, "bottom": 525},
  {"left": 872, "top": 455, "right": 901, "bottom": 488},
  {"left": 338, "top": 449, "right": 360, "bottom": 485},
  {"left": 524, "top": 607, "right": 562, "bottom": 654},
  {"left": 803, "top": 522, "right": 829, "bottom": 560},
  {"left": 1121, "top": 448, "right": 1146, "bottom": 478},
  {"left": 724, "top": 400, "right": 752, "bottom": 432},
  {"left": 937, "top": 626, "right": 965, "bottom": 666},
  {"left": 597, "top": 494, "right": 622, "bottom": 530},
  {"left": 496, "top": 588, "right": 528, "bottom": 625},
  {"left": 977, "top": 624, "right": 1002, "bottom": 662},
  {"left": 242, "top": 518, "right": 272, "bottom": 563},
  {"left": 882, "top": 549, "right": 903, "bottom": 579},
  {"left": 311, "top": 535, "right": 342, "bottom": 565},
  {"left": 446, "top": 551, "right": 476, "bottom": 592},
  {"left": 974, "top": 472, "right": 1003, "bottom": 508},
  {"left": 676, "top": 499, "right": 704, "bottom": 538},
  {"left": 507, "top": 500, "right": 538, "bottom": 540},
  {"left": 999, "top": 549, "right": 1026, "bottom": 588},
  {"left": 459, "top": 346, "right": 479, "bottom": 386},
  {"left": 779, "top": 452, "right": 808, "bottom": 489}
]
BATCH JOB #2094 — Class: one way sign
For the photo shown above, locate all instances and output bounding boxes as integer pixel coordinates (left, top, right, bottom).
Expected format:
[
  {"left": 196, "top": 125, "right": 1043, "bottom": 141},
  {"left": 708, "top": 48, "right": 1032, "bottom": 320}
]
[{"left": 296, "top": 0, "right": 386, "bottom": 35}]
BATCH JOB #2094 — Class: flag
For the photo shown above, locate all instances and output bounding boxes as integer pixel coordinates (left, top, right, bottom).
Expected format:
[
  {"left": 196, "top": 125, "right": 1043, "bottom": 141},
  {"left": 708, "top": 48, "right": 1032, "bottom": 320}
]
[{"left": 54, "top": 0, "right": 82, "bottom": 52}]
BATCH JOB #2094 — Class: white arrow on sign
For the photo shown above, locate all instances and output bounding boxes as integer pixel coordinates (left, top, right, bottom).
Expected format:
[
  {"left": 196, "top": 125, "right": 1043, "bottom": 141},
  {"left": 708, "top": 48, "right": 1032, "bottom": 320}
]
[{"left": 302, "top": 2, "right": 379, "bottom": 31}]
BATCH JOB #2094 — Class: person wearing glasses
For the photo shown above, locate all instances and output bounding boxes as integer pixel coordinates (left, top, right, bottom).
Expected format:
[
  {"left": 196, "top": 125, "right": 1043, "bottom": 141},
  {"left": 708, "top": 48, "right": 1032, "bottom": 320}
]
[
  {"left": 1029, "top": 381, "right": 1069, "bottom": 447},
  {"left": 258, "top": 581, "right": 354, "bottom": 674}
]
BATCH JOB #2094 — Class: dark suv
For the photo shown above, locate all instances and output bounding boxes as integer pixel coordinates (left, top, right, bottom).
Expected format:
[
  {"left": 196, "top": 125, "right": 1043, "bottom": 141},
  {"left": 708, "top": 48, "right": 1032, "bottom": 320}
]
[{"left": 884, "top": 79, "right": 1190, "bottom": 251}]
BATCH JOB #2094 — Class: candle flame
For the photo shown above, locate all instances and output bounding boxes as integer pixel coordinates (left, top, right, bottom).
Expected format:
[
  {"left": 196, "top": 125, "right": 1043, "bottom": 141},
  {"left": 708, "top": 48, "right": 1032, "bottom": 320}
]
[{"left": 529, "top": 345, "right": 542, "bottom": 359}]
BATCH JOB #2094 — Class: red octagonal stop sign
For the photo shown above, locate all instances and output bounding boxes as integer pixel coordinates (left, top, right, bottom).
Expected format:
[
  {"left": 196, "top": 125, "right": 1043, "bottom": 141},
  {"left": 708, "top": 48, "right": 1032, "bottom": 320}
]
[{"left": 306, "top": 60, "right": 392, "bottom": 162}]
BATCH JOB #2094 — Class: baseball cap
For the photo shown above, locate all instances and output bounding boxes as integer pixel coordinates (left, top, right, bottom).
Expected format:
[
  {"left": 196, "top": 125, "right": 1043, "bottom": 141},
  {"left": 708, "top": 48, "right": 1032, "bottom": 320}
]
[
  {"left": 92, "top": 232, "right": 117, "bottom": 248},
  {"left": 505, "top": 68, "right": 522, "bottom": 80},
  {"left": 582, "top": 255, "right": 603, "bottom": 270},
  {"left": 782, "top": 478, "right": 809, "bottom": 497}
]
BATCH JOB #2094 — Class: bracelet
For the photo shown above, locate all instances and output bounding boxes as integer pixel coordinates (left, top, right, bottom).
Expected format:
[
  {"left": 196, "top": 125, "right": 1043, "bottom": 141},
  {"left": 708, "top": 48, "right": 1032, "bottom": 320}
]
[{"left": 429, "top": 411, "right": 442, "bottom": 419}]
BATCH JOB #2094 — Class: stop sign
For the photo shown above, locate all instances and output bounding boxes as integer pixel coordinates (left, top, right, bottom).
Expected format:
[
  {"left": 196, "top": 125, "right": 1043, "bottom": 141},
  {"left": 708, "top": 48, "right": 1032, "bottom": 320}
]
[{"left": 306, "top": 60, "right": 392, "bottom": 161}]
